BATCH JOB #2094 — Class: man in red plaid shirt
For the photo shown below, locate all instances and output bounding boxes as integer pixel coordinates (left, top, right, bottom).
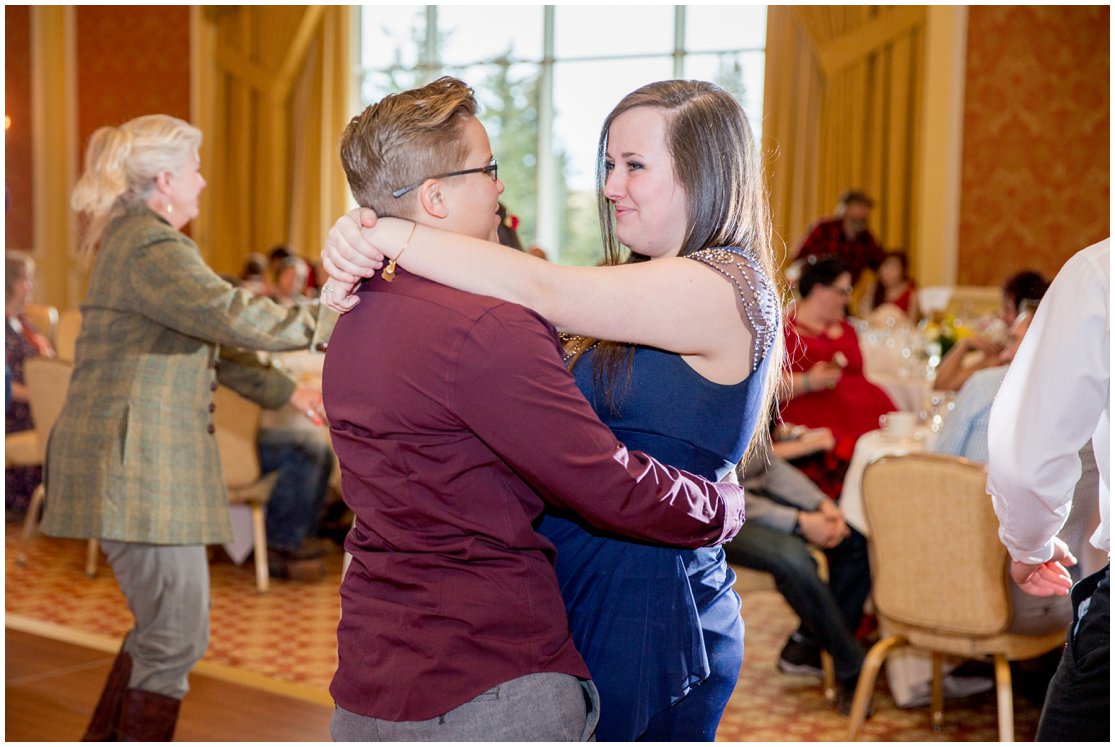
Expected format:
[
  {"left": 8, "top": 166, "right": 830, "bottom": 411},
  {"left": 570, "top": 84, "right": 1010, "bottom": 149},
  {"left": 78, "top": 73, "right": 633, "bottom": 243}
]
[{"left": 793, "top": 190, "right": 884, "bottom": 284}]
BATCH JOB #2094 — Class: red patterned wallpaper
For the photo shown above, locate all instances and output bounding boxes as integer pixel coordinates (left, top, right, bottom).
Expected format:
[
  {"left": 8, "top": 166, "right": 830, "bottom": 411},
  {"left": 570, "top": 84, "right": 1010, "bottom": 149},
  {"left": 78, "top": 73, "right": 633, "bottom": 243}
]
[
  {"left": 6, "top": 5, "right": 34, "bottom": 249},
  {"left": 76, "top": 7, "right": 191, "bottom": 155},
  {"left": 958, "top": 6, "right": 1109, "bottom": 286}
]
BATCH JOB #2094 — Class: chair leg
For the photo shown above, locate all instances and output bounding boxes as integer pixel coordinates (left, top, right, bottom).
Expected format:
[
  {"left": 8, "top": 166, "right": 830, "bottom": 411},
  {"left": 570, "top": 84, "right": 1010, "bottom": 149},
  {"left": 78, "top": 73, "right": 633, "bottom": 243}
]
[
  {"left": 847, "top": 634, "right": 905, "bottom": 740},
  {"left": 808, "top": 546, "right": 837, "bottom": 702},
  {"left": 821, "top": 650, "right": 837, "bottom": 703},
  {"left": 17, "top": 484, "right": 45, "bottom": 567},
  {"left": 930, "top": 651, "right": 945, "bottom": 730},
  {"left": 250, "top": 502, "right": 269, "bottom": 594},
  {"left": 993, "top": 654, "right": 1014, "bottom": 742},
  {"left": 85, "top": 539, "right": 100, "bottom": 578}
]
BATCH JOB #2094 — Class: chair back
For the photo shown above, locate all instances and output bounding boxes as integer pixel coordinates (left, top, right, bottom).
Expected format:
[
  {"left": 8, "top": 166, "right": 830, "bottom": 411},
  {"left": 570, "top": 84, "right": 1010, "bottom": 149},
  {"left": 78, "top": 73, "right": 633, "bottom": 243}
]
[
  {"left": 23, "top": 358, "right": 74, "bottom": 462},
  {"left": 212, "top": 385, "right": 265, "bottom": 490},
  {"left": 54, "top": 309, "right": 83, "bottom": 363},
  {"left": 861, "top": 452, "right": 1011, "bottom": 636},
  {"left": 945, "top": 286, "right": 1002, "bottom": 319},
  {"left": 22, "top": 303, "right": 59, "bottom": 348}
]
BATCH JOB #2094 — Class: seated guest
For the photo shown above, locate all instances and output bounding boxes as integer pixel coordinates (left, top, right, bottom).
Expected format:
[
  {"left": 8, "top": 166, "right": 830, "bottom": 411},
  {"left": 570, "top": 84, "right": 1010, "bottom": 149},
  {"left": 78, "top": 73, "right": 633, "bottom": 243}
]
[
  {"left": 1000, "top": 269, "right": 1049, "bottom": 327},
  {"left": 726, "top": 430, "right": 871, "bottom": 715},
  {"left": 270, "top": 255, "right": 312, "bottom": 307},
  {"left": 239, "top": 253, "right": 272, "bottom": 296},
  {"left": 860, "top": 250, "right": 919, "bottom": 324},
  {"left": 782, "top": 255, "right": 897, "bottom": 498},
  {"left": 934, "top": 311, "right": 1033, "bottom": 464},
  {"left": 5, "top": 251, "right": 55, "bottom": 515},
  {"left": 935, "top": 269, "right": 1049, "bottom": 392},
  {"left": 793, "top": 190, "right": 884, "bottom": 285},
  {"left": 213, "top": 346, "right": 333, "bottom": 580}
]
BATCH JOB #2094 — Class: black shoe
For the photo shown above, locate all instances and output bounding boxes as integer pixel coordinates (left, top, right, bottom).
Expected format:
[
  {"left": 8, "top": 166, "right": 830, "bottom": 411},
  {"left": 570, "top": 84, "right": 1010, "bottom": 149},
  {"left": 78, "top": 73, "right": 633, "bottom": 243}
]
[
  {"left": 268, "top": 554, "right": 326, "bottom": 581},
  {"left": 272, "top": 539, "right": 328, "bottom": 561},
  {"left": 836, "top": 676, "right": 875, "bottom": 718},
  {"left": 777, "top": 634, "right": 824, "bottom": 679}
]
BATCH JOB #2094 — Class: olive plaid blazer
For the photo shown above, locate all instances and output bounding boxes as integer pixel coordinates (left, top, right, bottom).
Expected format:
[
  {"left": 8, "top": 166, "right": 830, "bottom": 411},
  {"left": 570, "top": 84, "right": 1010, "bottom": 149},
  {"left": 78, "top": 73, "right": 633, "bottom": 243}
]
[{"left": 41, "top": 206, "right": 316, "bottom": 545}]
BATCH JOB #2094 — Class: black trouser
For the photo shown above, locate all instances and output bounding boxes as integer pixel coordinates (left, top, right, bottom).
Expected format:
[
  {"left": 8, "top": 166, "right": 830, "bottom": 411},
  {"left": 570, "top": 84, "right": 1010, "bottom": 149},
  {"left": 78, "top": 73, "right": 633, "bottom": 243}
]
[
  {"left": 1036, "top": 563, "right": 1109, "bottom": 742},
  {"left": 725, "top": 523, "right": 869, "bottom": 680}
]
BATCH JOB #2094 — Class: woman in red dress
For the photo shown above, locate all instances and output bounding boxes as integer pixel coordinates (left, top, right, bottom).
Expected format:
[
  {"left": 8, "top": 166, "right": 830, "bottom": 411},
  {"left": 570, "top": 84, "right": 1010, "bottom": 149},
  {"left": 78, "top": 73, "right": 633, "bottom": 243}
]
[{"left": 782, "top": 255, "right": 896, "bottom": 498}]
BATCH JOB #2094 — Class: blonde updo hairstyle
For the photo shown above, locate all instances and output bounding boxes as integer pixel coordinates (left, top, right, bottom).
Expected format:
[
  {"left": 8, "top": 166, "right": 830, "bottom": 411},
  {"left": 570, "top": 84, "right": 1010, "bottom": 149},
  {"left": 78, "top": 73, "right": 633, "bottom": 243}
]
[{"left": 71, "top": 114, "right": 202, "bottom": 255}]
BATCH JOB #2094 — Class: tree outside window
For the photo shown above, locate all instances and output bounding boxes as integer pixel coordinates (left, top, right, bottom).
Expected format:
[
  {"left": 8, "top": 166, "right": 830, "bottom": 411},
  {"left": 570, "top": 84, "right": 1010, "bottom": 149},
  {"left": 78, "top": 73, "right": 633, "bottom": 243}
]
[{"left": 357, "top": 6, "right": 765, "bottom": 266}]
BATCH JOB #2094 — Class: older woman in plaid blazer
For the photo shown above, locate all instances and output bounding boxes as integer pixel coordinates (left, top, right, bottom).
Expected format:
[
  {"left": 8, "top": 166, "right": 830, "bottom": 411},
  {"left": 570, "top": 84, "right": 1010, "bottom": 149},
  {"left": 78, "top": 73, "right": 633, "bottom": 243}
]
[{"left": 40, "top": 115, "right": 325, "bottom": 741}]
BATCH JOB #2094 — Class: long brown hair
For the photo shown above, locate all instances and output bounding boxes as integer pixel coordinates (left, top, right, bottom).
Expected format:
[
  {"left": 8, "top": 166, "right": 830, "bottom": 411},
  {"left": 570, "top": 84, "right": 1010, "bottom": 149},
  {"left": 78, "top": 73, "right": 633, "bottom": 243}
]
[{"left": 566, "top": 80, "right": 784, "bottom": 461}]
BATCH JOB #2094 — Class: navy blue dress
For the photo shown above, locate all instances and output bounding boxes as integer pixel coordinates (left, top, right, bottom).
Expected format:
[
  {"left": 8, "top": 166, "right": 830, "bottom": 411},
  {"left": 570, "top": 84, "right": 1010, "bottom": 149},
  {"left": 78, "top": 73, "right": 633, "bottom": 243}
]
[{"left": 538, "top": 247, "right": 780, "bottom": 741}]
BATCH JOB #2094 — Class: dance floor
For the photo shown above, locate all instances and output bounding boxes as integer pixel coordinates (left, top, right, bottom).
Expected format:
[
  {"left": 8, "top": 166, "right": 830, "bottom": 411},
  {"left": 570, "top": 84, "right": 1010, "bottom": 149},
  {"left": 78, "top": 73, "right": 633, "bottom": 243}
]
[{"left": 5, "top": 522, "right": 1041, "bottom": 741}]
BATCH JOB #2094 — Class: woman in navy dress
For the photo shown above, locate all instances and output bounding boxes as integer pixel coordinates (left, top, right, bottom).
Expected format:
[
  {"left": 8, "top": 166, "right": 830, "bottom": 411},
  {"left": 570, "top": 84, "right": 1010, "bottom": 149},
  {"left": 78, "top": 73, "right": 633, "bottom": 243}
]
[{"left": 322, "top": 80, "right": 783, "bottom": 740}]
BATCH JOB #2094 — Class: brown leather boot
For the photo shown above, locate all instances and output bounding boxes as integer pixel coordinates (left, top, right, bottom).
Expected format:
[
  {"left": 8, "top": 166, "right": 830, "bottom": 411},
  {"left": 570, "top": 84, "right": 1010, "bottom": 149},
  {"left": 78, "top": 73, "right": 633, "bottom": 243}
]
[
  {"left": 82, "top": 648, "right": 132, "bottom": 741},
  {"left": 116, "top": 689, "right": 181, "bottom": 742}
]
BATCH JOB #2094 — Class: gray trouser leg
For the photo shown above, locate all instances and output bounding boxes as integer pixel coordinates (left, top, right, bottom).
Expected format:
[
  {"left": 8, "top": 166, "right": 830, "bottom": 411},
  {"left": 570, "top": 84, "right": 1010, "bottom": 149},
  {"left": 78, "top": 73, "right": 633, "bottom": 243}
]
[
  {"left": 100, "top": 541, "right": 210, "bottom": 699},
  {"left": 331, "top": 673, "right": 600, "bottom": 741}
]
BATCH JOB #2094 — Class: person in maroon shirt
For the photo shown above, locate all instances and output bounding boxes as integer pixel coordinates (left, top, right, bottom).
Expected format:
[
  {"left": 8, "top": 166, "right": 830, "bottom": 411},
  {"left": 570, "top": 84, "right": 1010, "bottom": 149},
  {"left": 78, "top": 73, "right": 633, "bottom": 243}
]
[
  {"left": 793, "top": 190, "right": 884, "bottom": 285},
  {"left": 323, "top": 77, "right": 745, "bottom": 742}
]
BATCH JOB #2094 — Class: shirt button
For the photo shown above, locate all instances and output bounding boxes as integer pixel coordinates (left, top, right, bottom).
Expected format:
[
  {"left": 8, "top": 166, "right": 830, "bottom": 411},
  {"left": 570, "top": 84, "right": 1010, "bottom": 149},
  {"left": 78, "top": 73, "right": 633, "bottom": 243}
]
[
  {"left": 210, "top": 381, "right": 218, "bottom": 391},
  {"left": 207, "top": 424, "right": 215, "bottom": 434},
  {"left": 209, "top": 403, "right": 216, "bottom": 413}
]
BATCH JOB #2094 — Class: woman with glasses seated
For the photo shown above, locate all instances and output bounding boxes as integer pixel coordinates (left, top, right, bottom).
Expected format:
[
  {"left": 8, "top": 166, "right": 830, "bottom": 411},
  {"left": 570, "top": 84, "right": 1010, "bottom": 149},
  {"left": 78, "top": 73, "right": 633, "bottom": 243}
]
[
  {"left": 320, "top": 79, "right": 783, "bottom": 741},
  {"left": 781, "top": 255, "right": 896, "bottom": 499}
]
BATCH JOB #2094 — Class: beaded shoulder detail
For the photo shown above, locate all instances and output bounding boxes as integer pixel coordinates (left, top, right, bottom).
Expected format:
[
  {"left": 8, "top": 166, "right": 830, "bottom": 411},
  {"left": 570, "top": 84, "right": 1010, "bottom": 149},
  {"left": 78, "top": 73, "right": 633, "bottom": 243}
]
[{"left": 687, "top": 246, "right": 780, "bottom": 368}]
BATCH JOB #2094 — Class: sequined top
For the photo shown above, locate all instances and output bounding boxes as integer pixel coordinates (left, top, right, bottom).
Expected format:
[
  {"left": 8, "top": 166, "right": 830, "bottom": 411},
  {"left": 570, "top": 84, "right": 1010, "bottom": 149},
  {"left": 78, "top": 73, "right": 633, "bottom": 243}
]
[{"left": 687, "top": 245, "right": 780, "bottom": 372}]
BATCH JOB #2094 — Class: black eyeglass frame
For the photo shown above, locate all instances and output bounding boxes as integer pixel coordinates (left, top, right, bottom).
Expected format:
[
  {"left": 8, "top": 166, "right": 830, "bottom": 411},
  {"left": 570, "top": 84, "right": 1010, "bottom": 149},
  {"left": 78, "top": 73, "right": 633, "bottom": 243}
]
[{"left": 391, "top": 158, "right": 498, "bottom": 199}]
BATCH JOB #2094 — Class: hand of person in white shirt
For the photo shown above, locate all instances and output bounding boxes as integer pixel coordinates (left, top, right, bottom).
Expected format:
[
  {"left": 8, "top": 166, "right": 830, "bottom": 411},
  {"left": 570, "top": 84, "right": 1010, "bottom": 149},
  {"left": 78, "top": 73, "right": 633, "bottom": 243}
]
[{"left": 1009, "top": 537, "right": 1076, "bottom": 597}]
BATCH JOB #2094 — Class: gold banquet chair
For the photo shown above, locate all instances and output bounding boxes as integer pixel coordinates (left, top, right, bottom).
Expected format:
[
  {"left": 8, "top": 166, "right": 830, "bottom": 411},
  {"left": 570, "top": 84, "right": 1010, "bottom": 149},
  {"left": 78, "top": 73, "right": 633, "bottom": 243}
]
[
  {"left": 54, "top": 308, "right": 82, "bottom": 363},
  {"left": 16, "top": 357, "right": 101, "bottom": 577},
  {"left": 22, "top": 302, "right": 59, "bottom": 348},
  {"left": 212, "top": 385, "right": 280, "bottom": 593},
  {"left": 730, "top": 546, "right": 838, "bottom": 704},
  {"left": 847, "top": 453, "right": 1067, "bottom": 742}
]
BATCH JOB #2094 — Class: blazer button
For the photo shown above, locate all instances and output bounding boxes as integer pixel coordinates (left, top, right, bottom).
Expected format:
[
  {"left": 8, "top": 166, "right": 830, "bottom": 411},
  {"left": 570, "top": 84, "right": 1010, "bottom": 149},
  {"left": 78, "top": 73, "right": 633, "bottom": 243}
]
[
  {"left": 209, "top": 403, "right": 216, "bottom": 413},
  {"left": 208, "top": 424, "right": 215, "bottom": 434},
  {"left": 210, "top": 381, "right": 218, "bottom": 391}
]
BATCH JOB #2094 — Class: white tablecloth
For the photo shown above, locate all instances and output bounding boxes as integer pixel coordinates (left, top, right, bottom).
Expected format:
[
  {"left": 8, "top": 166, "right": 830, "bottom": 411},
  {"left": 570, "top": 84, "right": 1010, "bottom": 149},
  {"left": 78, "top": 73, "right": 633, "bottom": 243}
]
[
  {"left": 858, "top": 331, "right": 933, "bottom": 413},
  {"left": 841, "top": 428, "right": 935, "bottom": 536}
]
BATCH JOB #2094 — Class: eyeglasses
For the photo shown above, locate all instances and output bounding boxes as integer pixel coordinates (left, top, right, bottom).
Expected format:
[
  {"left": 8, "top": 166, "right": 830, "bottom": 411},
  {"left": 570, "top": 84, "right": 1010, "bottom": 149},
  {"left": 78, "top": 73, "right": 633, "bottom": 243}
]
[
  {"left": 826, "top": 283, "right": 854, "bottom": 297},
  {"left": 391, "top": 158, "right": 499, "bottom": 198}
]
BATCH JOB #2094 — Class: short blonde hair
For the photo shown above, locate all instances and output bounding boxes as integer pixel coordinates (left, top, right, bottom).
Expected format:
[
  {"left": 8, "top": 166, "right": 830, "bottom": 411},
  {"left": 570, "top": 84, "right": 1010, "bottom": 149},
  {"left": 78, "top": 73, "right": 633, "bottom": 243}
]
[
  {"left": 5, "top": 250, "right": 34, "bottom": 296},
  {"left": 339, "top": 77, "right": 477, "bottom": 217},
  {"left": 71, "top": 114, "right": 202, "bottom": 255}
]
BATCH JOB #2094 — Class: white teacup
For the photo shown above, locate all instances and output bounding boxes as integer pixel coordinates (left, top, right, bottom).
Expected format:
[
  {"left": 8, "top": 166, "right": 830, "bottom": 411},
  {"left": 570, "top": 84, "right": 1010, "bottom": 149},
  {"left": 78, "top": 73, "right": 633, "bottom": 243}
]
[{"left": 879, "top": 411, "right": 918, "bottom": 439}]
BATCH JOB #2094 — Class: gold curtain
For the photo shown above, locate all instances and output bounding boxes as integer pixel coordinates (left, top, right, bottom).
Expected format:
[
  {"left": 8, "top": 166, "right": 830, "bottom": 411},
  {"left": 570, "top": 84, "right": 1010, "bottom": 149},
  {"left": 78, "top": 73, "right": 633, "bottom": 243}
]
[
  {"left": 763, "top": 6, "right": 927, "bottom": 271},
  {"left": 193, "top": 6, "right": 351, "bottom": 275}
]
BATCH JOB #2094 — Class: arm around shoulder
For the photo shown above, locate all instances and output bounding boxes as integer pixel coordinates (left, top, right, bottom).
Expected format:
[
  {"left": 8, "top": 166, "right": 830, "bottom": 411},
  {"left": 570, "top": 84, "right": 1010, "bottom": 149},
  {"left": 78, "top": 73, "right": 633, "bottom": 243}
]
[{"left": 128, "top": 236, "right": 316, "bottom": 352}]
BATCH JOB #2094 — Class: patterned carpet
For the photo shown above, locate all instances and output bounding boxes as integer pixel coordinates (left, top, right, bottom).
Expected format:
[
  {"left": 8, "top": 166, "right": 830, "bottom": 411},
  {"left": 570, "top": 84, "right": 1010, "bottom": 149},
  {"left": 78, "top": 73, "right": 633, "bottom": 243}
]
[{"left": 5, "top": 521, "right": 1043, "bottom": 741}]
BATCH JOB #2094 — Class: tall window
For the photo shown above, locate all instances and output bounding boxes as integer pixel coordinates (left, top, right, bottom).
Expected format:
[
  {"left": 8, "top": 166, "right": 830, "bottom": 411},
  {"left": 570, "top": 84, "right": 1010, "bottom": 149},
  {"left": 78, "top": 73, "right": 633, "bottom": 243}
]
[{"left": 358, "top": 5, "right": 766, "bottom": 264}]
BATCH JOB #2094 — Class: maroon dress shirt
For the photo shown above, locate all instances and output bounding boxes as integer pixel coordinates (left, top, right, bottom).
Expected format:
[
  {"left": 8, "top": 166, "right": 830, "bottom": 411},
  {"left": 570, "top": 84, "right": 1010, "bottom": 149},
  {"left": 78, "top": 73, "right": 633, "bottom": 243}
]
[{"left": 322, "top": 271, "right": 745, "bottom": 721}]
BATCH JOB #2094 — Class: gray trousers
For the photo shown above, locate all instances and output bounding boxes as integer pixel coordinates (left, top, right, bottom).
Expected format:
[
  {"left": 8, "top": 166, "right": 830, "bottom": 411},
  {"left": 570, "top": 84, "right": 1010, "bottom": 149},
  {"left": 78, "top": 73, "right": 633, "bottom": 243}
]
[
  {"left": 100, "top": 541, "right": 210, "bottom": 699},
  {"left": 331, "top": 672, "right": 600, "bottom": 741}
]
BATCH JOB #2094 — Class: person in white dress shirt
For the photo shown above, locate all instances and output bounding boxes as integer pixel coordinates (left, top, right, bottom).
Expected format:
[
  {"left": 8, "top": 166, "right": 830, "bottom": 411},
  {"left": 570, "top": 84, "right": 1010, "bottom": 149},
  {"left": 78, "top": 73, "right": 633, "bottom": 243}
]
[{"left": 987, "top": 238, "right": 1109, "bottom": 742}]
